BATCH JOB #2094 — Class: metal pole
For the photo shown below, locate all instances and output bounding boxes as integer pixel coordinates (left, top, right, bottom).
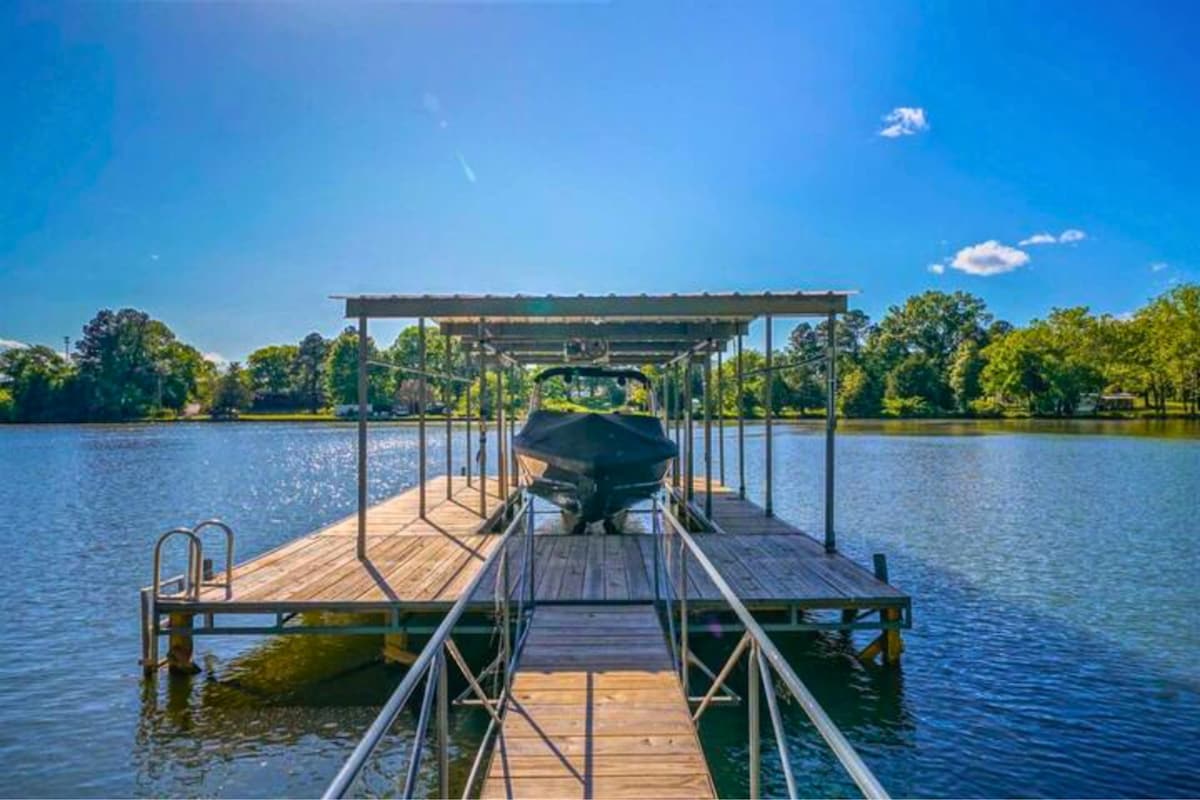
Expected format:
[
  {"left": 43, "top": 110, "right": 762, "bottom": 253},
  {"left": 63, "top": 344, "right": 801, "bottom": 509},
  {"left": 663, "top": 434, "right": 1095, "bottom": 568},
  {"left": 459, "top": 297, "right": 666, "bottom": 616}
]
[
  {"left": 671, "top": 366, "right": 681, "bottom": 490},
  {"left": 437, "top": 648, "right": 450, "bottom": 798},
  {"left": 717, "top": 346, "right": 725, "bottom": 487},
  {"left": 479, "top": 344, "right": 488, "bottom": 519},
  {"left": 764, "top": 315, "right": 773, "bottom": 517},
  {"left": 737, "top": 333, "right": 745, "bottom": 499},
  {"left": 749, "top": 640, "right": 761, "bottom": 800},
  {"left": 703, "top": 344, "right": 713, "bottom": 519},
  {"left": 445, "top": 330, "right": 453, "bottom": 500},
  {"left": 465, "top": 348, "right": 473, "bottom": 488},
  {"left": 684, "top": 360, "right": 694, "bottom": 503},
  {"left": 418, "top": 317, "right": 427, "bottom": 519},
  {"left": 680, "top": 547, "right": 689, "bottom": 698},
  {"left": 825, "top": 311, "right": 837, "bottom": 552},
  {"left": 356, "top": 314, "right": 368, "bottom": 559},
  {"left": 757, "top": 647, "right": 798, "bottom": 799},
  {"left": 497, "top": 368, "right": 507, "bottom": 501}
]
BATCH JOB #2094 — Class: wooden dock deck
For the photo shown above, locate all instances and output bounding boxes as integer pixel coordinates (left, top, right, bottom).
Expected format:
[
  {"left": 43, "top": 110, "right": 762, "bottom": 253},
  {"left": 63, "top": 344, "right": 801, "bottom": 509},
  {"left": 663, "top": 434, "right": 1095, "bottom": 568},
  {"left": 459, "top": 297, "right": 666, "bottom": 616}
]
[
  {"left": 156, "top": 477, "right": 907, "bottom": 619},
  {"left": 481, "top": 605, "right": 715, "bottom": 800}
]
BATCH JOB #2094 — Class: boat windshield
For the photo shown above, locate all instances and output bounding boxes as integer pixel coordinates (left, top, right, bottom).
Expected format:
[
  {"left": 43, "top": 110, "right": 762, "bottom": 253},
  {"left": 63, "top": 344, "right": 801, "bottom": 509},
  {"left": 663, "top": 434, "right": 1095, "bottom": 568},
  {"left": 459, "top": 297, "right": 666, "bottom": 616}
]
[{"left": 531, "top": 367, "right": 657, "bottom": 415}]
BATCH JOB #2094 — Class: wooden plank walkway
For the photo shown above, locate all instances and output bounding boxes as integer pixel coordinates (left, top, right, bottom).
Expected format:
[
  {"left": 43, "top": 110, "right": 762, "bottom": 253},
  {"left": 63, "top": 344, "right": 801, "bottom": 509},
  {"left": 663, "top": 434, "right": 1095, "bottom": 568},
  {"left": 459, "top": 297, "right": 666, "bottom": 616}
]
[
  {"left": 159, "top": 476, "right": 905, "bottom": 616},
  {"left": 173, "top": 476, "right": 507, "bottom": 609},
  {"left": 481, "top": 605, "right": 715, "bottom": 800}
]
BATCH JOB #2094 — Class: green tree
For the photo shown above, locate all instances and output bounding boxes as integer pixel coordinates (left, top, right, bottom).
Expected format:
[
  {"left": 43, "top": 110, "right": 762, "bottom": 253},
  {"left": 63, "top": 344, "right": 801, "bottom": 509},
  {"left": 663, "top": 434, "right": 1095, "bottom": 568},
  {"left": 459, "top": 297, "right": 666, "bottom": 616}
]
[
  {"left": 837, "top": 364, "right": 882, "bottom": 417},
  {"left": 0, "top": 346, "right": 78, "bottom": 422},
  {"left": 324, "top": 327, "right": 391, "bottom": 406},
  {"left": 74, "top": 308, "right": 203, "bottom": 420},
  {"left": 885, "top": 353, "right": 943, "bottom": 407},
  {"left": 949, "top": 339, "right": 986, "bottom": 411},
  {"left": 294, "top": 332, "right": 329, "bottom": 413},
  {"left": 211, "top": 362, "right": 253, "bottom": 415},
  {"left": 248, "top": 344, "right": 300, "bottom": 398}
]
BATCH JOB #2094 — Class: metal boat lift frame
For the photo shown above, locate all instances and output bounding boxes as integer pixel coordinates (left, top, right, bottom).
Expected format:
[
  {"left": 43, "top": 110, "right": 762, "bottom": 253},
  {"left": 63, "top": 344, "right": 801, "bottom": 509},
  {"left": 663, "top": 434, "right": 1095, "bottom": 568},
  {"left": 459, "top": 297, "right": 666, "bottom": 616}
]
[{"left": 337, "top": 291, "right": 851, "bottom": 559}]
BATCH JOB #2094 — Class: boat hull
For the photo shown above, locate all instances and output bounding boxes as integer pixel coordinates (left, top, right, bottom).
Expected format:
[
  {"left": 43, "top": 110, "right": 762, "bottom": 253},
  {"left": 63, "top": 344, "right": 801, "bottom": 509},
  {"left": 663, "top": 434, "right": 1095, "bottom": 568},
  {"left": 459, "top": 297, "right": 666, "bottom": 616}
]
[{"left": 513, "top": 410, "right": 677, "bottom": 525}]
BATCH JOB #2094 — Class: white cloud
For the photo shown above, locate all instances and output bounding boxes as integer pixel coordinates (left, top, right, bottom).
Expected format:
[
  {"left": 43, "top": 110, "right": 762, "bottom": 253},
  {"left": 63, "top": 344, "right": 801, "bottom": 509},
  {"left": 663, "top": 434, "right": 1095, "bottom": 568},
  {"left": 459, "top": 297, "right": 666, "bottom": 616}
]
[
  {"left": 927, "top": 263, "right": 945, "bottom": 275},
  {"left": 0, "top": 339, "right": 27, "bottom": 351},
  {"left": 879, "top": 107, "right": 929, "bottom": 138},
  {"left": 1059, "top": 228, "right": 1086, "bottom": 243},
  {"left": 1150, "top": 262, "right": 1168, "bottom": 272},
  {"left": 149, "top": 253, "right": 160, "bottom": 261},
  {"left": 1019, "top": 233, "right": 1057, "bottom": 246},
  {"left": 1017, "top": 229, "right": 1086, "bottom": 246},
  {"left": 203, "top": 352, "right": 228, "bottom": 367},
  {"left": 950, "top": 240, "right": 1031, "bottom": 276}
]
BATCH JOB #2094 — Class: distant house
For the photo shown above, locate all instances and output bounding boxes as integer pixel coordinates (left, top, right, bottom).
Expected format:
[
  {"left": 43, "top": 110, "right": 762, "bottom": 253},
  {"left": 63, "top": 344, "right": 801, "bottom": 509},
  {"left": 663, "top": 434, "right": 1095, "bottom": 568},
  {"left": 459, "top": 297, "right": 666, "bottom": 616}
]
[
  {"left": 334, "top": 403, "right": 372, "bottom": 418},
  {"left": 1098, "top": 392, "right": 1137, "bottom": 411}
]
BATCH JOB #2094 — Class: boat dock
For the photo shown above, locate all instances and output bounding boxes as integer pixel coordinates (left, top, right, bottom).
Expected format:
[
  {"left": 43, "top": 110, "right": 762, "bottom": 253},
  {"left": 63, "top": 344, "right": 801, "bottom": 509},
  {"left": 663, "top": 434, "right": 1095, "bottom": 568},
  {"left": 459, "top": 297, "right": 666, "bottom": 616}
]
[{"left": 144, "top": 292, "right": 910, "bottom": 800}]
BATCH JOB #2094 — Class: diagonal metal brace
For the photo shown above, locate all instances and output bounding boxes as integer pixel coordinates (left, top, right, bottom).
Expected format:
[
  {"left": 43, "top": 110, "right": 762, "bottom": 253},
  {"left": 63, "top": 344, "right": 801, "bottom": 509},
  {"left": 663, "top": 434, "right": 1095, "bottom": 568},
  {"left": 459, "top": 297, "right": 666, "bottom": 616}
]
[
  {"left": 692, "top": 631, "right": 752, "bottom": 721},
  {"left": 445, "top": 638, "right": 504, "bottom": 727}
]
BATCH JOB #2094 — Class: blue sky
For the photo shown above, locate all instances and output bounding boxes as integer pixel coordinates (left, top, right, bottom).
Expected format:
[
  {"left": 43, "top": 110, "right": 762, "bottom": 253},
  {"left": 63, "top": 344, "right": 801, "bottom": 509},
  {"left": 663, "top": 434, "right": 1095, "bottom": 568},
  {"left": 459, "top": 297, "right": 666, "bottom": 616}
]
[{"left": 2, "top": 1, "right": 1197, "bottom": 360}]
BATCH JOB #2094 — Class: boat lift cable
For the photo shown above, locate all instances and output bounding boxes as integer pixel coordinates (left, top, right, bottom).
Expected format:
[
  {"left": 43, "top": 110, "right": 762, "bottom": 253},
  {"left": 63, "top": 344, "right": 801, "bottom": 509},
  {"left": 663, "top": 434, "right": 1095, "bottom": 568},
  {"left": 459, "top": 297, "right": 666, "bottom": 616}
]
[
  {"left": 365, "top": 359, "right": 475, "bottom": 385},
  {"left": 739, "top": 352, "right": 829, "bottom": 379}
]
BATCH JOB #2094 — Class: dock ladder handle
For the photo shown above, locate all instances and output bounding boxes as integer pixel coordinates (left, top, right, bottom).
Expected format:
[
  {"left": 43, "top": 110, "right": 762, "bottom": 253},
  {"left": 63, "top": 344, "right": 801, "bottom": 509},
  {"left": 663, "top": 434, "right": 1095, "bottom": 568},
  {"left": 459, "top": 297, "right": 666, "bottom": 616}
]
[
  {"left": 192, "top": 519, "right": 235, "bottom": 599},
  {"left": 152, "top": 527, "right": 204, "bottom": 601},
  {"left": 656, "top": 496, "right": 890, "bottom": 800}
]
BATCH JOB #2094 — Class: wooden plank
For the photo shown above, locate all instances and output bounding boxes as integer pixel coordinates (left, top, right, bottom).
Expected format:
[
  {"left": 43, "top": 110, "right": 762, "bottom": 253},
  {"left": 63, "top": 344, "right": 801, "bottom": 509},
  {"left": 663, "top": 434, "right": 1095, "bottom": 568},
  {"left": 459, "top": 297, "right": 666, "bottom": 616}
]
[{"left": 481, "top": 604, "right": 714, "bottom": 800}]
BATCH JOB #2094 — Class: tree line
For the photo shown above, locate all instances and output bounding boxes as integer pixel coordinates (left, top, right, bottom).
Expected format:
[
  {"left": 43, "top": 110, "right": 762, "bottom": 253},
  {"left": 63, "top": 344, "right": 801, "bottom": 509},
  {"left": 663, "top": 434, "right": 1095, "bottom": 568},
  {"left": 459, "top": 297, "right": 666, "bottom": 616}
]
[{"left": 2, "top": 284, "right": 1197, "bottom": 423}]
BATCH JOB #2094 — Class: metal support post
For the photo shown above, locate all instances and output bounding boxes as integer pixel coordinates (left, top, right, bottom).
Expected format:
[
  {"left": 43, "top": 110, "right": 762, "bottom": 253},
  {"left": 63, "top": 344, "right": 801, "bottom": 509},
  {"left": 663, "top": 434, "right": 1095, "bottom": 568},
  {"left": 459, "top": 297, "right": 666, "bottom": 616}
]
[
  {"left": 672, "top": 365, "right": 681, "bottom": 489},
  {"left": 497, "top": 368, "right": 506, "bottom": 500},
  {"left": 418, "top": 317, "right": 427, "bottom": 518},
  {"left": 717, "top": 346, "right": 725, "bottom": 486},
  {"left": 437, "top": 648, "right": 450, "bottom": 798},
  {"left": 825, "top": 310, "right": 837, "bottom": 552},
  {"left": 737, "top": 333, "right": 745, "bottom": 498},
  {"left": 478, "top": 329, "right": 488, "bottom": 519},
  {"left": 684, "top": 360, "right": 694, "bottom": 502},
  {"left": 356, "top": 314, "right": 368, "bottom": 558},
  {"left": 445, "top": 330, "right": 453, "bottom": 499},
  {"left": 465, "top": 347, "right": 473, "bottom": 488},
  {"left": 703, "top": 344, "right": 713, "bottom": 519},
  {"left": 764, "top": 315, "right": 773, "bottom": 517},
  {"left": 680, "top": 548, "right": 689, "bottom": 698},
  {"left": 749, "top": 640, "right": 761, "bottom": 800}
]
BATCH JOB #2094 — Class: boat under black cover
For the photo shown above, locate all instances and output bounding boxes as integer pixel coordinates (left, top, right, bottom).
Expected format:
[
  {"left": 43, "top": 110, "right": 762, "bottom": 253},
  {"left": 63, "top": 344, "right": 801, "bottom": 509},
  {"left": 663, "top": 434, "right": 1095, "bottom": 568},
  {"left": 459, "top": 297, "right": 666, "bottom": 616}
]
[{"left": 513, "top": 368, "right": 677, "bottom": 533}]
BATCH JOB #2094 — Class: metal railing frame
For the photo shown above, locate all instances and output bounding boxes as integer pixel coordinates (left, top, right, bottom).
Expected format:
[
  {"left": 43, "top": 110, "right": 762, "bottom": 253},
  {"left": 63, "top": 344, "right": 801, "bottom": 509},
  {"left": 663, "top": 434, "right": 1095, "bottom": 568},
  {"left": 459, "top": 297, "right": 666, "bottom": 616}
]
[
  {"left": 654, "top": 495, "right": 889, "bottom": 800},
  {"left": 323, "top": 494, "right": 535, "bottom": 800}
]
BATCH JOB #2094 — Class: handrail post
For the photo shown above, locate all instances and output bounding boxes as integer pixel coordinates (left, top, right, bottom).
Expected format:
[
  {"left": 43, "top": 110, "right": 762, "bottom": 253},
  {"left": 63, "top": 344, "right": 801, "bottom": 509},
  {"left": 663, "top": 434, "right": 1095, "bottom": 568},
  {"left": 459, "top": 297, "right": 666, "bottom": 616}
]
[
  {"left": 500, "top": 543, "right": 511, "bottom": 691},
  {"left": 749, "top": 639, "right": 761, "bottom": 799},
  {"left": 652, "top": 495, "right": 660, "bottom": 601},
  {"left": 679, "top": 547, "right": 689, "bottom": 698},
  {"left": 758, "top": 647, "right": 798, "bottom": 799},
  {"left": 438, "top": 647, "right": 450, "bottom": 799}
]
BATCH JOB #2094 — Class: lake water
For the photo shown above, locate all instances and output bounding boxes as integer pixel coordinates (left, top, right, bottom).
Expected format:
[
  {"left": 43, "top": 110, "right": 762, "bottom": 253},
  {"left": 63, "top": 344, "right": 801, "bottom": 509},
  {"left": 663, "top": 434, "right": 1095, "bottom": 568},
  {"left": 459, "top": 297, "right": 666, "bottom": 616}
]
[{"left": 0, "top": 420, "right": 1197, "bottom": 798}]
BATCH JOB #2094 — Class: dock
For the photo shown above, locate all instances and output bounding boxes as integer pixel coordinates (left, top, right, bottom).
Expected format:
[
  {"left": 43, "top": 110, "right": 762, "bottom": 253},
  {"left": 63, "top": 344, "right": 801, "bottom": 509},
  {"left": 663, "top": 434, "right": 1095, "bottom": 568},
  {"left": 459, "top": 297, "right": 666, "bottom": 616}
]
[
  {"left": 481, "top": 605, "right": 715, "bottom": 800},
  {"left": 146, "top": 291, "right": 910, "bottom": 800},
  {"left": 148, "top": 477, "right": 907, "bottom": 631}
]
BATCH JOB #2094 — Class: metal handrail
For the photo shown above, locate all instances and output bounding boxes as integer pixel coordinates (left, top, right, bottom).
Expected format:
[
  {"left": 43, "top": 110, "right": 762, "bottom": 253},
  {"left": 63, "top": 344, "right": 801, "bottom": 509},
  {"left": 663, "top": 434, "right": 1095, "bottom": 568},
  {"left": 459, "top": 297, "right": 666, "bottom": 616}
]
[
  {"left": 192, "top": 519, "right": 235, "bottom": 600},
  {"left": 656, "top": 497, "right": 889, "bottom": 800},
  {"left": 323, "top": 494, "right": 533, "bottom": 800},
  {"left": 152, "top": 527, "right": 203, "bottom": 601}
]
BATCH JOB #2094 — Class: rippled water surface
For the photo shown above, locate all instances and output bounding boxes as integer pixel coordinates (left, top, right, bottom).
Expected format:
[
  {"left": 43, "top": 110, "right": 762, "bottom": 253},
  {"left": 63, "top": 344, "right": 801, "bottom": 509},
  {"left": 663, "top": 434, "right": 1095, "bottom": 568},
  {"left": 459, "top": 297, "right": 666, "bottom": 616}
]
[{"left": 0, "top": 420, "right": 1197, "bottom": 797}]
